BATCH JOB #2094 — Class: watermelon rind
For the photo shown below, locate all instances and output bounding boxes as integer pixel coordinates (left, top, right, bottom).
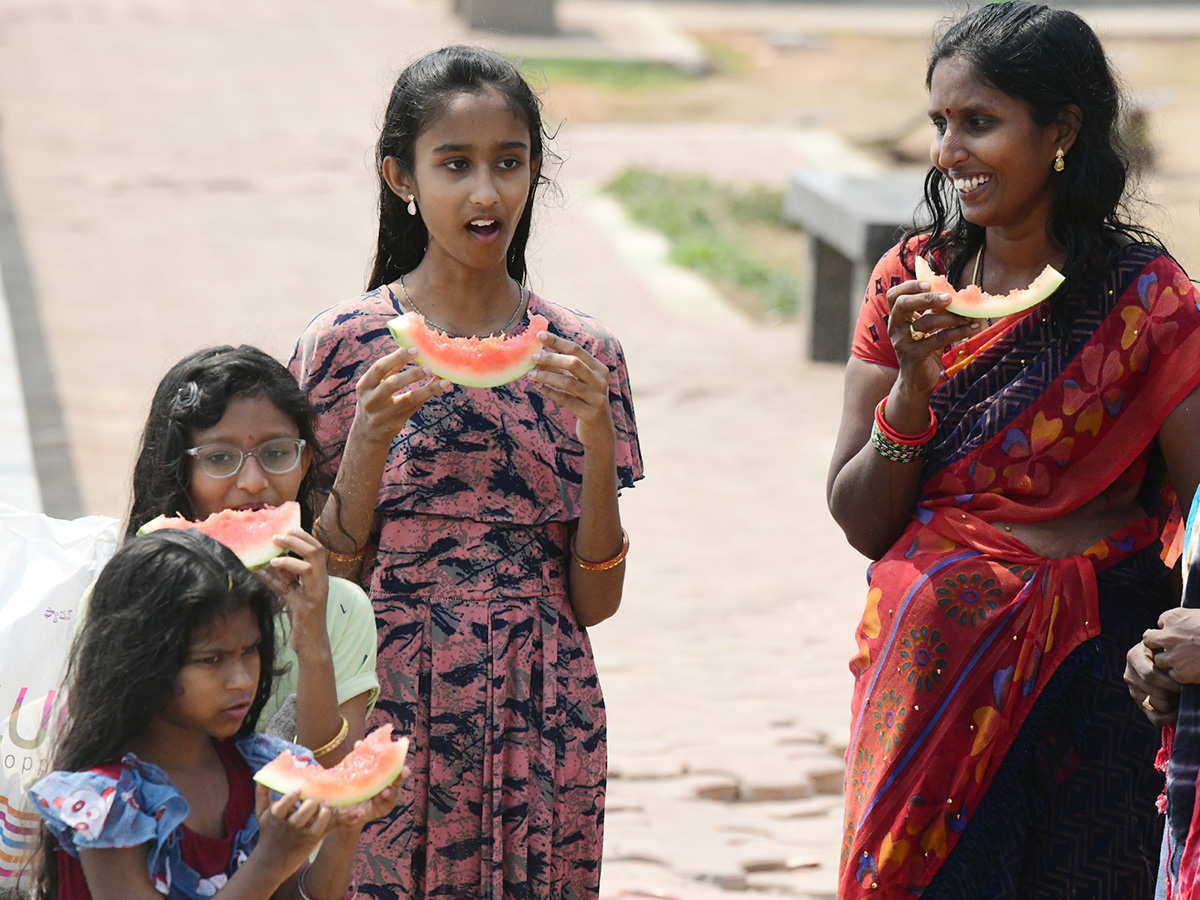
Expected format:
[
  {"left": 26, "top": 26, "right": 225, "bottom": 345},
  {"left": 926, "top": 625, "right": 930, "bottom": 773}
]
[
  {"left": 254, "top": 724, "right": 410, "bottom": 807},
  {"left": 387, "top": 312, "right": 548, "bottom": 389},
  {"left": 136, "top": 501, "right": 302, "bottom": 570},
  {"left": 914, "top": 255, "right": 1064, "bottom": 319}
]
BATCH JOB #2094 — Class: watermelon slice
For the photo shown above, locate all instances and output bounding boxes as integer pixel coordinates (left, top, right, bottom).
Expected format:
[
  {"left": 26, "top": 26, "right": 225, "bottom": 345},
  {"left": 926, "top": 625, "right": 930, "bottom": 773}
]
[
  {"left": 915, "top": 254, "right": 1064, "bottom": 319},
  {"left": 254, "top": 724, "right": 409, "bottom": 806},
  {"left": 136, "top": 501, "right": 301, "bottom": 569},
  {"left": 387, "top": 311, "right": 550, "bottom": 388}
]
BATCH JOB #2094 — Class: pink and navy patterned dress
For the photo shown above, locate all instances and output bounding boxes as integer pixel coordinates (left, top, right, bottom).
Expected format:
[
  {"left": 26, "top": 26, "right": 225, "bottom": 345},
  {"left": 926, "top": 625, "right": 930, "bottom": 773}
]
[{"left": 290, "top": 287, "right": 643, "bottom": 900}]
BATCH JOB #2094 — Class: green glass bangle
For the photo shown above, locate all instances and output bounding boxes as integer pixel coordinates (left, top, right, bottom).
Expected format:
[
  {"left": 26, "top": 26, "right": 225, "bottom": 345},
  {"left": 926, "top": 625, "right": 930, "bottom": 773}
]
[{"left": 870, "top": 419, "right": 927, "bottom": 463}]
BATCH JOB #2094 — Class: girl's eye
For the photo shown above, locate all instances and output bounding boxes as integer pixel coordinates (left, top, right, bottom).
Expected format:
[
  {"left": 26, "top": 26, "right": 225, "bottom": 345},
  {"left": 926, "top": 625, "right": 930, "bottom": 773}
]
[
  {"left": 193, "top": 655, "right": 221, "bottom": 666},
  {"left": 931, "top": 118, "right": 947, "bottom": 136},
  {"left": 243, "top": 642, "right": 260, "bottom": 657},
  {"left": 497, "top": 158, "right": 521, "bottom": 171},
  {"left": 444, "top": 158, "right": 468, "bottom": 171}
]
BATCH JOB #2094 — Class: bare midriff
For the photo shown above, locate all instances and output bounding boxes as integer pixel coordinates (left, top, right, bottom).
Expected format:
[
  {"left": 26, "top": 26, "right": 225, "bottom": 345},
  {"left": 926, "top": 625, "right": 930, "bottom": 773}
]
[{"left": 989, "top": 481, "right": 1147, "bottom": 561}]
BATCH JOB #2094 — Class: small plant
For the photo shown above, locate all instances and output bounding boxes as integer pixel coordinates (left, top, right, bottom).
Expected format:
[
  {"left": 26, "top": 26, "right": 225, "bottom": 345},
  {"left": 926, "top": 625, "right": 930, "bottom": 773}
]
[
  {"left": 521, "top": 58, "right": 697, "bottom": 91},
  {"left": 604, "top": 167, "right": 801, "bottom": 316}
]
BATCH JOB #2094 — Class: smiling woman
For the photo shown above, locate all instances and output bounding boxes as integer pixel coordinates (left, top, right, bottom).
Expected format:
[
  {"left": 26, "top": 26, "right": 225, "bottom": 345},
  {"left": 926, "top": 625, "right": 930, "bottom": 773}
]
[{"left": 826, "top": 3, "right": 1200, "bottom": 899}]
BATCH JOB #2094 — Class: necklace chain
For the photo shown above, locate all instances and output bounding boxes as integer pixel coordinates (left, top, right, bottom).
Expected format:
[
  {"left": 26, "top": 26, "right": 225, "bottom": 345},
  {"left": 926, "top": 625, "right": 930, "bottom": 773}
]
[
  {"left": 397, "top": 275, "right": 526, "bottom": 338},
  {"left": 973, "top": 241, "right": 993, "bottom": 327}
]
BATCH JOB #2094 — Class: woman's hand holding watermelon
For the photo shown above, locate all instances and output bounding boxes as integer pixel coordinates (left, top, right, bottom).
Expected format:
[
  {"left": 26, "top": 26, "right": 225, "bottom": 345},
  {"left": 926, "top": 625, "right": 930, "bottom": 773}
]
[{"left": 886, "top": 278, "right": 978, "bottom": 398}]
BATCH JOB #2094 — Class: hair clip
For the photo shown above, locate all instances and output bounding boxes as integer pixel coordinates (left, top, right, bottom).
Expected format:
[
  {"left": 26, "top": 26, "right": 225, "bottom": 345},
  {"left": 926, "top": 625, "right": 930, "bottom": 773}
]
[{"left": 175, "top": 381, "right": 200, "bottom": 410}]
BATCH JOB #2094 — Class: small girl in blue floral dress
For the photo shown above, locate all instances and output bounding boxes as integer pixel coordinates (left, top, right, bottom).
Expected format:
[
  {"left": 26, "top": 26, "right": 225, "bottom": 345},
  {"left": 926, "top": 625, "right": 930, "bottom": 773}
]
[{"left": 25, "top": 529, "right": 405, "bottom": 900}]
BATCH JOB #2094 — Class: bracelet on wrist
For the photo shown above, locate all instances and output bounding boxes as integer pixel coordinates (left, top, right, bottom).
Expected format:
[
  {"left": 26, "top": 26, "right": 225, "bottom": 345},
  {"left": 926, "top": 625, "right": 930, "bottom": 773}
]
[
  {"left": 571, "top": 529, "right": 630, "bottom": 572},
  {"left": 311, "top": 716, "right": 349, "bottom": 760},
  {"left": 870, "top": 398, "right": 937, "bottom": 463},
  {"left": 314, "top": 516, "right": 367, "bottom": 564},
  {"left": 298, "top": 863, "right": 358, "bottom": 900}
]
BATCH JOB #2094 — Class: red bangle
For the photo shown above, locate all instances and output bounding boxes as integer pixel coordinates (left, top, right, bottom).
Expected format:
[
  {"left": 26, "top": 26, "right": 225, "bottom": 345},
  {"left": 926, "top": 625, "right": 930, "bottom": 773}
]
[{"left": 874, "top": 398, "right": 937, "bottom": 446}]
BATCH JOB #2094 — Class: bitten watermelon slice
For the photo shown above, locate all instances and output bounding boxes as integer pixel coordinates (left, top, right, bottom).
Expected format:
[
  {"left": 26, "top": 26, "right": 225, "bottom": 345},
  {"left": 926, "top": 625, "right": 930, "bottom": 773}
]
[
  {"left": 136, "top": 501, "right": 301, "bottom": 569},
  {"left": 915, "top": 254, "right": 1064, "bottom": 319},
  {"left": 387, "top": 311, "right": 550, "bottom": 388},
  {"left": 254, "top": 724, "right": 409, "bottom": 806}
]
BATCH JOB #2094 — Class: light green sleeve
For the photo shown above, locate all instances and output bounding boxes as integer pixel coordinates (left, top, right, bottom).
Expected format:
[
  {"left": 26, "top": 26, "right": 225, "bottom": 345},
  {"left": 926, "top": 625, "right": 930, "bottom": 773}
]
[{"left": 325, "top": 577, "right": 380, "bottom": 714}]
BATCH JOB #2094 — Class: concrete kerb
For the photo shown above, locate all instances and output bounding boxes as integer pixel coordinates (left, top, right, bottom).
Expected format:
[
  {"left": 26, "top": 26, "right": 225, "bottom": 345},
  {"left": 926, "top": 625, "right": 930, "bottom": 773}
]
[{"left": 0, "top": 137, "right": 76, "bottom": 517}]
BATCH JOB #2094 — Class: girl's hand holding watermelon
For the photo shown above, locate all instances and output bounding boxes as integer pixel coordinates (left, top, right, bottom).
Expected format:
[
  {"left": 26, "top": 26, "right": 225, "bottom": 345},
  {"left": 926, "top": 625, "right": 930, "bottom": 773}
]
[
  {"left": 315, "top": 347, "right": 452, "bottom": 579},
  {"left": 256, "top": 759, "right": 408, "bottom": 900},
  {"left": 530, "top": 331, "right": 616, "bottom": 450},
  {"left": 251, "top": 785, "right": 340, "bottom": 880},
  {"left": 258, "top": 528, "right": 332, "bottom": 678},
  {"left": 353, "top": 346, "right": 451, "bottom": 448},
  {"left": 530, "top": 331, "right": 627, "bottom": 629}
]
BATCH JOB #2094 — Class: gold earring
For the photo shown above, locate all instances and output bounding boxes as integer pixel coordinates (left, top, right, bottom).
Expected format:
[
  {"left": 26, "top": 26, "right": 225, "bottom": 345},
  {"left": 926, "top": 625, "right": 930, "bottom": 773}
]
[
  {"left": 406, "top": 196, "right": 417, "bottom": 216},
  {"left": 1054, "top": 147, "right": 1065, "bottom": 173}
]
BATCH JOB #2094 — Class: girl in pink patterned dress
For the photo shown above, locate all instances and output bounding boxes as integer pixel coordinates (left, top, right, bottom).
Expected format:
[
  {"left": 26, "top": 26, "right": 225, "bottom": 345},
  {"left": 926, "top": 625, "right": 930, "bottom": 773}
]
[{"left": 289, "top": 46, "right": 643, "bottom": 900}]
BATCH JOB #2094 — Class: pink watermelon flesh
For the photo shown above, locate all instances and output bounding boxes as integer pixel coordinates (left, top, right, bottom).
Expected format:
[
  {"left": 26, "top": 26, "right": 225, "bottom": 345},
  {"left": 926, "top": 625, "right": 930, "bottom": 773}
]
[
  {"left": 914, "top": 255, "right": 1064, "bottom": 319},
  {"left": 136, "top": 501, "right": 301, "bottom": 569},
  {"left": 387, "top": 311, "right": 550, "bottom": 388},
  {"left": 254, "top": 724, "right": 409, "bottom": 806}
]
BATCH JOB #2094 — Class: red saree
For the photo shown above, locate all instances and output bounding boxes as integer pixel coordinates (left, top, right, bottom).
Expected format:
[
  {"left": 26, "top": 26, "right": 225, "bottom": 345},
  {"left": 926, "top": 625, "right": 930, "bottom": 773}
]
[{"left": 840, "top": 239, "right": 1200, "bottom": 898}]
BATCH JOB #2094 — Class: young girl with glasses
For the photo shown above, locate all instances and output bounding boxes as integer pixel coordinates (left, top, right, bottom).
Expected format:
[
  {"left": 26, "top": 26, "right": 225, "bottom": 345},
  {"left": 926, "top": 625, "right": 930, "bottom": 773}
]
[
  {"left": 289, "top": 46, "right": 643, "bottom": 899},
  {"left": 126, "top": 345, "right": 378, "bottom": 768},
  {"left": 28, "top": 528, "right": 404, "bottom": 900}
]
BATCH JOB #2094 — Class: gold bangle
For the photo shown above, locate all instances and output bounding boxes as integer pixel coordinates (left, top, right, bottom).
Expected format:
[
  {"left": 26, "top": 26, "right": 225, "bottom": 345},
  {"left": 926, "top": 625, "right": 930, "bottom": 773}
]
[
  {"left": 571, "top": 529, "right": 629, "bottom": 572},
  {"left": 311, "top": 716, "right": 349, "bottom": 759},
  {"left": 314, "top": 516, "right": 367, "bottom": 563}
]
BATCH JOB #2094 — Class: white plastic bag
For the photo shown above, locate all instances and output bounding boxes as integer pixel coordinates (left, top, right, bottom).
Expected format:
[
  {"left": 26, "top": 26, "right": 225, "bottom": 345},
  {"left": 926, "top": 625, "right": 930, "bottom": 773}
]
[{"left": 0, "top": 502, "right": 119, "bottom": 897}]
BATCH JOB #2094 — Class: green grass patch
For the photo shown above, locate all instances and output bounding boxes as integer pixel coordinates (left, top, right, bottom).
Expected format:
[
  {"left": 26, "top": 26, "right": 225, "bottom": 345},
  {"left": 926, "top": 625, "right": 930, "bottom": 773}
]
[
  {"left": 604, "top": 167, "right": 800, "bottom": 317},
  {"left": 521, "top": 58, "right": 697, "bottom": 91}
]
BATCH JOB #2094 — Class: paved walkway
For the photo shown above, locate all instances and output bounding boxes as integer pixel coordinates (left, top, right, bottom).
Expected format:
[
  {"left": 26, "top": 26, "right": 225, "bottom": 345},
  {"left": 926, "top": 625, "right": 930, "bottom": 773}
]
[{"left": 0, "top": 1, "right": 1024, "bottom": 897}]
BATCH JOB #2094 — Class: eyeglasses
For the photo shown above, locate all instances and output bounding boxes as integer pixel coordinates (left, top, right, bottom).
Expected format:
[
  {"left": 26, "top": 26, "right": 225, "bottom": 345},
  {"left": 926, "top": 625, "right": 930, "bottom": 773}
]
[{"left": 185, "top": 438, "right": 307, "bottom": 478}]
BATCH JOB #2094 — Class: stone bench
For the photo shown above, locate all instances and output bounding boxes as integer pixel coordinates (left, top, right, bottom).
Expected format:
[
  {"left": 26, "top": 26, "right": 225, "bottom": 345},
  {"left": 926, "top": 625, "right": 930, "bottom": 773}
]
[{"left": 783, "top": 169, "right": 928, "bottom": 363}]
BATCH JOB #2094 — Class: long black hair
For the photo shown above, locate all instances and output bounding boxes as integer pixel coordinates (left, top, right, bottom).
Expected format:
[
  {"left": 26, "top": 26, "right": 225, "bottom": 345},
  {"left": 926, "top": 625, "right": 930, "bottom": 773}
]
[
  {"left": 32, "top": 529, "right": 278, "bottom": 899},
  {"left": 126, "top": 345, "right": 327, "bottom": 538},
  {"left": 909, "top": 1, "right": 1161, "bottom": 326},
  {"left": 368, "top": 45, "right": 551, "bottom": 290}
]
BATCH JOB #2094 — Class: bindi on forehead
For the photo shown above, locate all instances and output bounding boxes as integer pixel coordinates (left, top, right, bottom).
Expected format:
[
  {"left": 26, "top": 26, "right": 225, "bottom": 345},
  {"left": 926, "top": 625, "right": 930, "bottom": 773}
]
[{"left": 945, "top": 108, "right": 951, "bottom": 116}]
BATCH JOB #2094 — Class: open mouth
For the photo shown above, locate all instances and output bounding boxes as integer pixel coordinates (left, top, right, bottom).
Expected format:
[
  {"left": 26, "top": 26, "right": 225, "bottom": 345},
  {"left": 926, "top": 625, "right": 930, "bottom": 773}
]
[{"left": 467, "top": 219, "right": 502, "bottom": 240}]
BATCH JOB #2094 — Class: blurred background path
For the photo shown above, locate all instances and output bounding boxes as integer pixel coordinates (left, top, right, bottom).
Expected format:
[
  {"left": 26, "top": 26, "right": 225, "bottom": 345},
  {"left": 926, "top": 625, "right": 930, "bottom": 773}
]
[{"left": 2, "top": 1, "right": 1198, "bottom": 896}]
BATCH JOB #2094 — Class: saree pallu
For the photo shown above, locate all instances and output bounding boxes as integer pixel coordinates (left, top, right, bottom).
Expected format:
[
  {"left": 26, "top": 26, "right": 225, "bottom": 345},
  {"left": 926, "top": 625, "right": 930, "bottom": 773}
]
[{"left": 840, "top": 241, "right": 1200, "bottom": 899}]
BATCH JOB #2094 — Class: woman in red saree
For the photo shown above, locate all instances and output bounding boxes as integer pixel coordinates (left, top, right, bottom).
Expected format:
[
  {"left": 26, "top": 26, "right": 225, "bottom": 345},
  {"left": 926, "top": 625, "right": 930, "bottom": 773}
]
[{"left": 827, "top": 4, "right": 1200, "bottom": 898}]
